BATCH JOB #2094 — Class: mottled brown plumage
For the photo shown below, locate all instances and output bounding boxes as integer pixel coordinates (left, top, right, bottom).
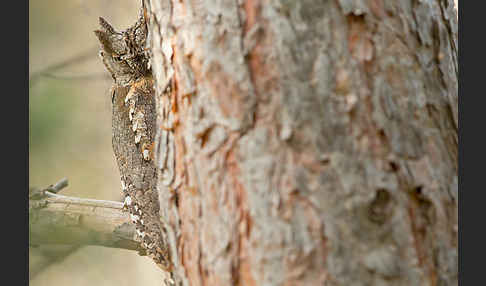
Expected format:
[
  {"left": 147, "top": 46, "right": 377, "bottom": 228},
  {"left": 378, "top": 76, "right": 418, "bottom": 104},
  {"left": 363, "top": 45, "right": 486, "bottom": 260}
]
[{"left": 94, "top": 8, "right": 171, "bottom": 270}]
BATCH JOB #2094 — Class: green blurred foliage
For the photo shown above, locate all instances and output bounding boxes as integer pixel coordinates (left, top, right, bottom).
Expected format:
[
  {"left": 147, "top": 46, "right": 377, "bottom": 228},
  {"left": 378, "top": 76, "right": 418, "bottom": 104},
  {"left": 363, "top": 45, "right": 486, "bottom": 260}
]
[
  {"left": 29, "top": 0, "right": 163, "bottom": 284},
  {"left": 29, "top": 83, "right": 74, "bottom": 153}
]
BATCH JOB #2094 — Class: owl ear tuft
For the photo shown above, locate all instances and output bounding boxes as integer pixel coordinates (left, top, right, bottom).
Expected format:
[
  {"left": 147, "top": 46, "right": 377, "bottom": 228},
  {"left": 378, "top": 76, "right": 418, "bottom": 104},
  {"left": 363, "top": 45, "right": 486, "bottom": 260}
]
[
  {"left": 99, "top": 17, "right": 116, "bottom": 34},
  {"left": 94, "top": 30, "right": 114, "bottom": 54}
]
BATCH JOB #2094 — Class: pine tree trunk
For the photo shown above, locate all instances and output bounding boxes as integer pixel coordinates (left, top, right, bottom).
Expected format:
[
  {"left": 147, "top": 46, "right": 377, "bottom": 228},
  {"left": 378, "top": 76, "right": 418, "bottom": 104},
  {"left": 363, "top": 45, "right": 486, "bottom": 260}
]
[{"left": 145, "top": 0, "right": 458, "bottom": 285}]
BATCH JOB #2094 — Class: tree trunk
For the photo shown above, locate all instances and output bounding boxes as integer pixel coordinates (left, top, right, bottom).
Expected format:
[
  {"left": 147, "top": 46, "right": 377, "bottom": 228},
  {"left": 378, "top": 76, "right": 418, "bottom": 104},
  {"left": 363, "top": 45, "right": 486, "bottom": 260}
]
[{"left": 145, "top": 0, "right": 458, "bottom": 285}]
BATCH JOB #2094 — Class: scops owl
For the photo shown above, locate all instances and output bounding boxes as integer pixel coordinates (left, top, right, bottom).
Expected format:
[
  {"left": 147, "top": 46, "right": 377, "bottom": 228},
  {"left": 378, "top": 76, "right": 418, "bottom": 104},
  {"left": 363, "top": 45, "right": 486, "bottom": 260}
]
[{"left": 94, "top": 9, "right": 170, "bottom": 270}]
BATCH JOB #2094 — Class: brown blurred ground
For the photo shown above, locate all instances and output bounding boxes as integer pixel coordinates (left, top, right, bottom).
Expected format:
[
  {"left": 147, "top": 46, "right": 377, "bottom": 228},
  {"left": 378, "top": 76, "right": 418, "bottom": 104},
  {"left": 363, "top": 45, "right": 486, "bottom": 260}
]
[{"left": 29, "top": 0, "right": 161, "bottom": 284}]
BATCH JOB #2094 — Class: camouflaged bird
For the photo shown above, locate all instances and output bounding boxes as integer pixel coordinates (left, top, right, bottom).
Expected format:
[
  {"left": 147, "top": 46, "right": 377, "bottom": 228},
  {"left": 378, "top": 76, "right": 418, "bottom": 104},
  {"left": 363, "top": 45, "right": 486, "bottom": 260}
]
[{"left": 94, "top": 9, "right": 171, "bottom": 271}]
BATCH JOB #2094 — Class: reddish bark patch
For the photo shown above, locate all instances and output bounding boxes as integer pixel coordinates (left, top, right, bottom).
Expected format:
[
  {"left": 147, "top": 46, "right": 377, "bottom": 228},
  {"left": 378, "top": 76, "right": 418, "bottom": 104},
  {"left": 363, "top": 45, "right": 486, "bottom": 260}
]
[
  {"left": 207, "top": 65, "right": 249, "bottom": 120},
  {"left": 369, "top": 0, "right": 385, "bottom": 19},
  {"left": 347, "top": 15, "right": 374, "bottom": 63},
  {"left": 244, "top": 0, "right": 262, "bottom": 88},
  {"left": 225, "top": 142, "right": 256, "bottom": 286},
  {"left": 179, "top": 191, "right": 203, "bottom": 286},
  {"left": 243, "top": 0, "right": 279, "bottom": 103},
  {"left": 408, "top": 190, "right": 439, "bottom": 286}
]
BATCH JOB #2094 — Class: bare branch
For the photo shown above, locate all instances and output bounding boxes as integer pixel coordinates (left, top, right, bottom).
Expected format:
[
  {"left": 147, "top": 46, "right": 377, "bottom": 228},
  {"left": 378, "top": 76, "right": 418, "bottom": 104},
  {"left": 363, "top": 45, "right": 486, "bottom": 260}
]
[
  {"left": 29, "top": 47, "right": 106, "bottom": 87},
  {"left": 45, "top": 177, "right": 69, "bottom": 193},
  {"left": 37, "top": 72, "right": 111, "bottom": 82},
  {"left": 29, "top": 189, "right": 145, "bottom": 255}
]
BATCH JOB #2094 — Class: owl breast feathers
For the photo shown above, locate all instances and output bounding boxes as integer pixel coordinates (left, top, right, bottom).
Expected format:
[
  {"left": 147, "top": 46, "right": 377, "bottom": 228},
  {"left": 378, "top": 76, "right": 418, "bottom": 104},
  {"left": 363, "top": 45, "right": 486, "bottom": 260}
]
[{"left": 94, "top": 10, "right": 171, "bottom": 271}]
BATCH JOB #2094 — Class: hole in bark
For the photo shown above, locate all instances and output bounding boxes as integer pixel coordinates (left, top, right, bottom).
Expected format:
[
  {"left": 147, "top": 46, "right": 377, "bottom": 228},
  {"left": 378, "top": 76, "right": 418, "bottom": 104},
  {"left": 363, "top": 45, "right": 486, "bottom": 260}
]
[
  {"left": 378, "top": 129, "right": 387, "bottom": 139},
  {"left": 409, "top": 186, "right": 436, "bottom": 232},
  {"left": 411, "top": 186, "right": 433, "bottom": 217},
  {"left": 368, "top": 189, "right": 392, "bottom": 225},
  {"left": 321, "top": 158, "right": 330, "bottom": 164},
  {"left": 414, "top": 185, "right": 423, "bottom": 195},
  {"left": 197, "top": 125, "right": 214, "bottom": 148},
  {"left": 389, "top": 161, "right": 399, "bottom": 172}
]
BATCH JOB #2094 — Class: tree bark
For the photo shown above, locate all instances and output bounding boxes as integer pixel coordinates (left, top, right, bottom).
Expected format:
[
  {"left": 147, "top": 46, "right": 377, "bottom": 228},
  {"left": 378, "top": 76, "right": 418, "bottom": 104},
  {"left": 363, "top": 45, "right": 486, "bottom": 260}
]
[{"left": 146, "top": 0, "right": 458, "bottom": 285}]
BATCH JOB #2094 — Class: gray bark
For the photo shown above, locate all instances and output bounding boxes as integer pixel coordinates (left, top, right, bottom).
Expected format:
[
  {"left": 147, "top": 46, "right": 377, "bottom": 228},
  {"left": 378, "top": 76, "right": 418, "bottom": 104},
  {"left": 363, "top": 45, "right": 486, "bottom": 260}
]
[{"left": 146, "top": 0, "right": 458, "bottom": 285}]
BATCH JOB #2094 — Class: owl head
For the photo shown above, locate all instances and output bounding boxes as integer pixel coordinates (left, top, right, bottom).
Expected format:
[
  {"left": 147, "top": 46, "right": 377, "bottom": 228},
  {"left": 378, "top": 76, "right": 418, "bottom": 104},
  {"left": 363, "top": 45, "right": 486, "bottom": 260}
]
[{"left": 94, "top": 10, "right": 150, "bottom": 86}]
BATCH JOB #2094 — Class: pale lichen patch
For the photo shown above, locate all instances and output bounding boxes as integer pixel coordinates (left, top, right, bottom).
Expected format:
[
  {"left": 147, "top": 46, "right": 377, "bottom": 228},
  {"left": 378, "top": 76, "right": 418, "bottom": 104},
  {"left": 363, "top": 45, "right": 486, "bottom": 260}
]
[
  {"left": 135, "top": 133, "right": 142, "bottom": 144},
  {"left": 130, "top": 214, "right": 140, "bottom": 222},
  {"left": 143, "top": 149, "right": 150, "bottom": 160},
  {"left": 124, "top": 195, "right": 132, "bottom": 206},
  {"left": 136, "top": 229, "right": 146, "bottom": 238},
  {"left": 125, "top": 90, "right": 135, "bottom": 103},
  {"left": 129, "top": 107, "right": 135, "bottom": 121}
]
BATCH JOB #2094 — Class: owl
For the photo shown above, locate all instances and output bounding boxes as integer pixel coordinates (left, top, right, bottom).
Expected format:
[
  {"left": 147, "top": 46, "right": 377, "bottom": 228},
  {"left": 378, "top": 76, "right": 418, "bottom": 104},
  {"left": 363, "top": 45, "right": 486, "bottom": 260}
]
[{"left": 94, "top": 9, "right": 171, "bottom": 271}]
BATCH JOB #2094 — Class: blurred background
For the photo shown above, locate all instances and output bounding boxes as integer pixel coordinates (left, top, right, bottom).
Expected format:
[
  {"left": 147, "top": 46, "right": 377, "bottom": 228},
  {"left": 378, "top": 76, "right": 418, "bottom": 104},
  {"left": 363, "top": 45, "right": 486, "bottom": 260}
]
[
  {"left": 29, "top": 0, "right": 457, "bottom": 285},
  {"left": 29, "top": 0, "right": 161, "bottom": 285}
]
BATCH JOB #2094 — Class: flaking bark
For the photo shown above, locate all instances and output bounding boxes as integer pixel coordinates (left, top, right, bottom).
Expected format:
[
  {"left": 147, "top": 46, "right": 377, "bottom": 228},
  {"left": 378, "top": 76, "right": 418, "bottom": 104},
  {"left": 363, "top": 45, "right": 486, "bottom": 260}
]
[{"left": 146, "top": 0, "right": 458, "bottom": 285}]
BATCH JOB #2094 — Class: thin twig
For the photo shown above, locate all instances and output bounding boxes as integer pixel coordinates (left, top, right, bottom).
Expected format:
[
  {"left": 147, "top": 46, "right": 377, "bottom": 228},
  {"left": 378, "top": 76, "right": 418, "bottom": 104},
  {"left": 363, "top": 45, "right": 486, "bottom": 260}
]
[
  {"left": 39, "top": 72, "right": 111, "bottom": 81},
  {"left": 43, "top": 191, "right": 124, "bottom": 209},
  {"left": 29, "top": 47, "right": 103, "bottom": 86},
  {"left": 44, "top": 177, "right": 68, "bottom": 194}
]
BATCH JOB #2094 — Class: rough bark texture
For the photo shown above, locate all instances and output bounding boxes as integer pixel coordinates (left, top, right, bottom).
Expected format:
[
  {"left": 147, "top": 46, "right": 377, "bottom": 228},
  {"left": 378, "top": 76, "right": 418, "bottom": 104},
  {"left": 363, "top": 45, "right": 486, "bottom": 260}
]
[{"left": 146, "top": 0, "right": 458, "bottom": 285}]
